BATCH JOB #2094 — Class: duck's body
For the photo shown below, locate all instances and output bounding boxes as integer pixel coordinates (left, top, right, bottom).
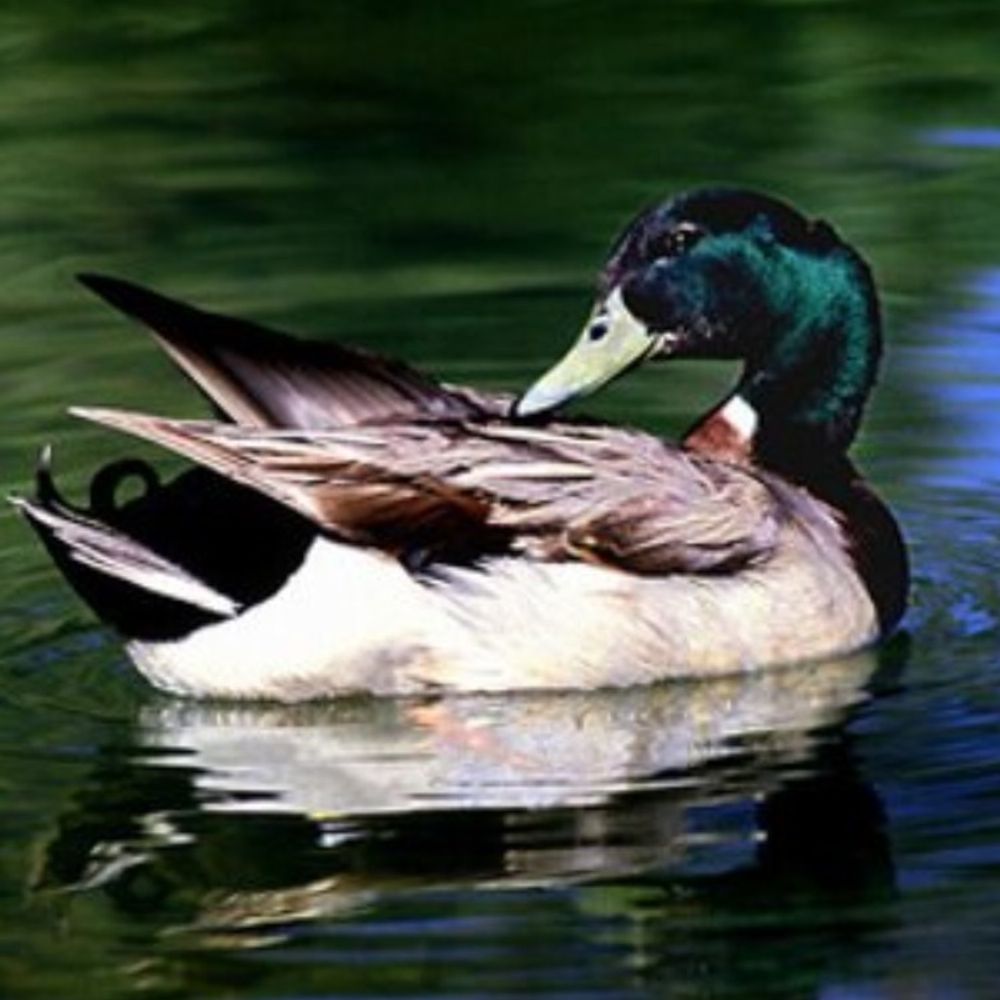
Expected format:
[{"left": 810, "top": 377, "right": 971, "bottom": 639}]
[
  {"left": 117, "top": 446, "right": 878, "bottom": 699},
  {"left": 14, "top": 189, "right": 907, "bottom": 699}
]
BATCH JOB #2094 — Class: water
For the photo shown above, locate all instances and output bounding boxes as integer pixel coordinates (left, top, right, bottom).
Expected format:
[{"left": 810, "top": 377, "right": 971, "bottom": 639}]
[{"left": 2, "top": 3, "right": 1000, "bottom": 997}]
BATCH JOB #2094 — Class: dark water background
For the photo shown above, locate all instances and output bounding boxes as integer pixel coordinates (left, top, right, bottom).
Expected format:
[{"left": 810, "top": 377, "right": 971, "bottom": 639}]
[{"left": 2, "top": 3, "right": 1000, "bottom": 997}]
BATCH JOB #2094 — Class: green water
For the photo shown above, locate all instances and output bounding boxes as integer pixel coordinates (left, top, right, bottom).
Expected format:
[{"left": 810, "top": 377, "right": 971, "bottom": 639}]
[{"left": 3, "top": 3, "right": 1000, "bottom": 997}]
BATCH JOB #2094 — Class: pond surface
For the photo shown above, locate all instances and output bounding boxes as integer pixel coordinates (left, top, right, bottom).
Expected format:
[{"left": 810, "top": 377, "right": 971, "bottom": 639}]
[{"left": 2, "top": 3, "right": 1000, "bottom": 997}]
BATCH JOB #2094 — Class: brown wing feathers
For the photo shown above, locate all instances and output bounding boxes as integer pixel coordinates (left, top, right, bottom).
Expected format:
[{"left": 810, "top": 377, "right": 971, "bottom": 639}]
[
  {"left": 68, "top": 407, "right": 499, "bottom": 557},
  {"left": 70, "top": 406, "right": 782, "bottom": 576},
  {"left": 73, "top": 275, "right": 782, "bottom": 576},
  {"left": 76, "top": 274, "right": 495, "bottom": 429}
]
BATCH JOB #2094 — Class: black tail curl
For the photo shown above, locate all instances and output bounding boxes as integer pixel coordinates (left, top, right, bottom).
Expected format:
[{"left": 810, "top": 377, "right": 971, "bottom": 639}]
[{"left": 14, "top": 449, "right": 317, "bottom": 642}]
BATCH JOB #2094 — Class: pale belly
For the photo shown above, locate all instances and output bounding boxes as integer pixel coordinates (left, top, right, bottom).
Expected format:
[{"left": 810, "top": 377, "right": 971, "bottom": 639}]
[{"left": 127, "top": 531, "right": 880, "bottom": 700}]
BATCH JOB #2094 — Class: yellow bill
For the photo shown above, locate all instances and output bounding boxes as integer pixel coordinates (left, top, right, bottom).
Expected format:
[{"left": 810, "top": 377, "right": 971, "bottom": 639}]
[{"left": 512, "top": 288, "right": 655, "bottom": 419}]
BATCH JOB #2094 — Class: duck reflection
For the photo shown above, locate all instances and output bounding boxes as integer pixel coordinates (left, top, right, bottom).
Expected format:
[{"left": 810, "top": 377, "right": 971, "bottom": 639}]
[{"left": 35, "top": 641, "right": 905, "bottom": 949}]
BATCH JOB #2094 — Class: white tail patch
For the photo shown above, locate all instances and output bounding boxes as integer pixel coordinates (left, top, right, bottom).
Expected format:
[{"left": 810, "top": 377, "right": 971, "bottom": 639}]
[{"left": 12, "top": 496, "right": 240, "bottom": 618}]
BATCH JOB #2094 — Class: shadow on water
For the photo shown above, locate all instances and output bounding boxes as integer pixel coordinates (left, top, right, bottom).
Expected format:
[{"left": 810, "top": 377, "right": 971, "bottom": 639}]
[{"left": 27, "top": 639, "right": 909, "bottom": 995}]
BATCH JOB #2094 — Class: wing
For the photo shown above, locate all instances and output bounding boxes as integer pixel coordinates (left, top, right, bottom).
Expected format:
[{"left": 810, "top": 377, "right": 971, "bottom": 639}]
[
  {"left": 71, "top": 407, "right": 785, "bottom": 577},
  {"left": 77, "top": 274, "right": 507, "bottom": 428}
]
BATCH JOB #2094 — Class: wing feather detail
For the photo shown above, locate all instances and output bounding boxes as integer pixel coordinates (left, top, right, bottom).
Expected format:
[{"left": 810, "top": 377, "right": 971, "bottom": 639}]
[
  {"left": 70, "top": 407, "right": 785, "bottom": 576},
  {"left": 77, "top": 274, "right": 507, "bottom": 428}
]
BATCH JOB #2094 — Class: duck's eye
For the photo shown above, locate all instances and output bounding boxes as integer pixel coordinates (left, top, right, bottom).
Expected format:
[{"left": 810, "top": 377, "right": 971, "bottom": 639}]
[
  {"left": 648, "top": 224, "right": 704, "bottom": 260},
  {"left": 588, "top": 320, "right": 609, "bottom": 342}
]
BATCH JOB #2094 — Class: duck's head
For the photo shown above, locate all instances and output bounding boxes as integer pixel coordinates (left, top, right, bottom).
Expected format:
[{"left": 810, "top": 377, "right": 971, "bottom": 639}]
[{"left": 514, "top": 188, "right": 881, "bottom": 468}]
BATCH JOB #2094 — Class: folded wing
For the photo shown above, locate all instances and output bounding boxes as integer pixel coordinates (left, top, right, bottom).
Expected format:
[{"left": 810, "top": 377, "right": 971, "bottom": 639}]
[{"left": 71, "top": 408, "right": 785, "bottom": 577}]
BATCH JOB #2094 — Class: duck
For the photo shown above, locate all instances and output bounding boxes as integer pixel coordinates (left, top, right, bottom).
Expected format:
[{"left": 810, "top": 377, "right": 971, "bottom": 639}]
[{"left": 12, "top": 188, "right": 908, "bottom": 700}]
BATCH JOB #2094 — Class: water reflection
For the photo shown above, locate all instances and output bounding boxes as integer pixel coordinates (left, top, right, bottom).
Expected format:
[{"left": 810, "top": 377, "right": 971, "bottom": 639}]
[
  {"left": 914, "top": 268, "right": 1000, "bottom": 491},
  {"left": 143, "top": 652, "right": 887, "bottom": 813},
  {"left": 36, "top": 644, "right": 905, "bottom": 954}
]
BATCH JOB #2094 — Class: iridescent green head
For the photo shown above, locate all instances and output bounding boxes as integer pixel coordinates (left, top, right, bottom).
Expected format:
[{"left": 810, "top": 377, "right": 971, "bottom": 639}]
[{"left": 514, "top": 188, "right": 882, "bottom": 461}]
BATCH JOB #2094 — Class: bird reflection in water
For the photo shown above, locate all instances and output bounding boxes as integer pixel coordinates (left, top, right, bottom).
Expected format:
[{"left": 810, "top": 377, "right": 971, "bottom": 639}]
[{"left": 32, "top": 638, "right": 905, "bottom": 961}]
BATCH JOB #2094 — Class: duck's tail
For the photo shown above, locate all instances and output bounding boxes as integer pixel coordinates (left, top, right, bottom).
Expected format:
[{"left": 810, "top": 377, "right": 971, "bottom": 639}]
[{"left": 11, "top": 448, "right": 240, "bottom": 640}]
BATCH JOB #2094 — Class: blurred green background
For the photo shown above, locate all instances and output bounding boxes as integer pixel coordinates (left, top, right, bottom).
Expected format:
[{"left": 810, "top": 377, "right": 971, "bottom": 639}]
[{"left": 3, "top": 2, "right": 1000, "bottom": 997}]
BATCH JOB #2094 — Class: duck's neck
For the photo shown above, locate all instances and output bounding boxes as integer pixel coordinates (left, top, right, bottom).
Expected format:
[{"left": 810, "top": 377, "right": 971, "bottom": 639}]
[
  {"left": 682, "top": 244, "right": 907, "bottom": 634},
  {"left": 684, "top": 261, "right": 882, "bottom": 486},
  {"left": 682, "top": 300, "right": 908, "bottom": 633}
]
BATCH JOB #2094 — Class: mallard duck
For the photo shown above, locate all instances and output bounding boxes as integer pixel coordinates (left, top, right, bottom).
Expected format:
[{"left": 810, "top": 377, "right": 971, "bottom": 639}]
[{"left": 13, "top": 188, "right": 908, "bottom": 699}]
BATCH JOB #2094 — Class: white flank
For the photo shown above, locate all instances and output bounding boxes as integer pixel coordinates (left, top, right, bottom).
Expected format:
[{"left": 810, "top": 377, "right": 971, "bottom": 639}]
[
  {"left": 126, "top": 512, "right": 879, "bottom": 700},
  {"left": 127, "top": 538, "right": 456, "bottom": 700}
]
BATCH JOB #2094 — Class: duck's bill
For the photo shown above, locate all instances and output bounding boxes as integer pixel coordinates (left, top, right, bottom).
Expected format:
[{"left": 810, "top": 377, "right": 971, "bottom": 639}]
[{"left": 512, "top": 288, "right": 656, "bottom": 419}]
